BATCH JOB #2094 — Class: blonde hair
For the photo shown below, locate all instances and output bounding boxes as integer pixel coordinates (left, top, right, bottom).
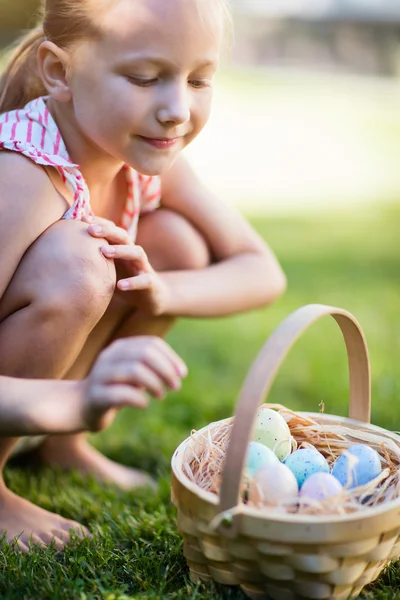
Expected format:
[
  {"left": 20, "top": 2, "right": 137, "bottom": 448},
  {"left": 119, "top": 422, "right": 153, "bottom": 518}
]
[{"left": 0, "top": 0, "right": 232, "bottom": 115}]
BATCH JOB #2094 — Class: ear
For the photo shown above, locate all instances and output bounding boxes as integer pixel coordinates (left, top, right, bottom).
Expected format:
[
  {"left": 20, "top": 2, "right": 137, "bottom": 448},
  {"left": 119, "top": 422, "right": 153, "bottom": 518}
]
[{"left": 37, "top": 41, "right": 72, "bottom": 102}]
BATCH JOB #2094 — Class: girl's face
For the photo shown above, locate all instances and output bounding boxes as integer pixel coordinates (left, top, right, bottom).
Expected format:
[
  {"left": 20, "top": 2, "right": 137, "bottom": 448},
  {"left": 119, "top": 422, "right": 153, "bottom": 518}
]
[{"left": 67, "top": 0, "right": 224, "bottom": 175}]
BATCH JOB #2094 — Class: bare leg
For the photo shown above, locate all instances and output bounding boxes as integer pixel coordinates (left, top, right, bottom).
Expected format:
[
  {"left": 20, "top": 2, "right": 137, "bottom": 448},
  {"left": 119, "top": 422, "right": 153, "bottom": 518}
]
[
  {"left": 0, "top": 219, "right": 116, "bottom": 548},
  {"left": 35, "top": 209, "right": 211, "bottom": 489}
]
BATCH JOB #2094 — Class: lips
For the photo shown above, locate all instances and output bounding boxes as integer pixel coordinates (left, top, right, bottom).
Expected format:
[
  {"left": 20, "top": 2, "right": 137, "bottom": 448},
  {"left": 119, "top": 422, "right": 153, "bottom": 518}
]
[{"left": 139, "top": 136, "right": 180, "bottom": 149}]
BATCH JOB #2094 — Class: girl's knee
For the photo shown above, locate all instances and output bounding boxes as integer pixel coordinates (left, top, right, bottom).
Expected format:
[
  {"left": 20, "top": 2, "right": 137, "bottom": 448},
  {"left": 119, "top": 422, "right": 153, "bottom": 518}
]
[
  {"left": 40, "top": 221, "right": 116, "bottom": 312},
  {"left": 137, "top": 209, "right": 211, "bottom": 272},
  {"left": 2, "top": 220, "right": 116, "bottom": 321}
]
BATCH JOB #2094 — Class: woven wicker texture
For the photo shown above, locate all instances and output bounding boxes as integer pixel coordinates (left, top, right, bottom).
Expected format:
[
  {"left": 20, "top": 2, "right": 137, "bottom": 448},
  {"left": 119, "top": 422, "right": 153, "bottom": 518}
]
[{"left": 171, "top": 305, "right": 400, "bottom": 600}]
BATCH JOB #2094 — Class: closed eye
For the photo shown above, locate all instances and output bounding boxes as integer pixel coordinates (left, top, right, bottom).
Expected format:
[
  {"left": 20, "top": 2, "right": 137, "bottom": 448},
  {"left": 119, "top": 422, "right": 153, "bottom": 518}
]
[
  {"left": 189, "top": 79, "right": 212, "bottom": 89},
  {"left": 128, "top": 77, "right": 158, "bottom": 87}
]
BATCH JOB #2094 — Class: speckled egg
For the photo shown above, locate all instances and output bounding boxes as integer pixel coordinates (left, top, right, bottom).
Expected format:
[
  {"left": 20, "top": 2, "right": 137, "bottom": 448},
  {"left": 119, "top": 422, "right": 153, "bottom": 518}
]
[
  {"left": 331, "top": 444, "right": 382, "bottom": 488},
  {"left": 300, "top": 472, "right": 343, "bottom": 503},
  {"left": 252, "top": 407, "right": 292, "bottom": 461},
  {"left": 285, "top": 447, "right": 330, "bottom": 488},
  {"left": 249, "top": 462, "right": 299, "bottom": 506},
  {"left": 245, "top": 441, "right": 280, "bottom": 477}
]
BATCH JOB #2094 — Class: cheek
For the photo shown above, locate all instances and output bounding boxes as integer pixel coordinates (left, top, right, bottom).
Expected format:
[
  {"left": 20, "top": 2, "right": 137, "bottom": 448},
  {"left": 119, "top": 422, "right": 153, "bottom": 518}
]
[
  {"left": 192, "top": 93, "right": 213, "bottom": 133},
  {"left": 73, "top": 81, "right": 135, "bottom": 138}
]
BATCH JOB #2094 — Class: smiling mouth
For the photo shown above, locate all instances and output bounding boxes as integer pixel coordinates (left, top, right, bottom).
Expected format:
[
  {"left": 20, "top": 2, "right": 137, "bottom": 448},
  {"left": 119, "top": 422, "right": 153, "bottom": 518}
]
[{"left": 139, "top": 136, "right": 180, "bottom": 149}]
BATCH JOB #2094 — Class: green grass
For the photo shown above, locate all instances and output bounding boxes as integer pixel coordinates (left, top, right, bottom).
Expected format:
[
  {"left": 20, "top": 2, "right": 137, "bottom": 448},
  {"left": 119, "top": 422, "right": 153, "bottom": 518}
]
[{"left": 2, "top": 204, "right": 400, "bottom": 599}]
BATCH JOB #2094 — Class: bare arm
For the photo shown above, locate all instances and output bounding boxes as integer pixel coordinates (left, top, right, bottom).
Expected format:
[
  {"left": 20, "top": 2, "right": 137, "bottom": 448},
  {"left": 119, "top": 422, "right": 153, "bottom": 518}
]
[
  {"left": 0, "top": 377, "right": 86, "bottom": 436},
  {"left": 158, "top": 157, "right": 287, "bottom": 317},
  {"left": 0, "top": 337, "right": 187, "bottom": 436}
]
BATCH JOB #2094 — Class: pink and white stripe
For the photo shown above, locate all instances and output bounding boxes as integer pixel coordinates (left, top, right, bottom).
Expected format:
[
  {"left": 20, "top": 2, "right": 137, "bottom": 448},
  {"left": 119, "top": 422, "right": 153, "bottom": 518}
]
[{"left": 0, "top": 97, "right": 161, "bottom": 240}]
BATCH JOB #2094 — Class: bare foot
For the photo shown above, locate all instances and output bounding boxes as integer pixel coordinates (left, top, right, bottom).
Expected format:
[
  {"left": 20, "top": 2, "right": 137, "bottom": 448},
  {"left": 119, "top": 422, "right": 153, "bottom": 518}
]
[
  {"left": 0, "top": 486, "right": 89, "bottom": 552},
  {"left": 36, "top": 435, "right": 156, "bottom": 491}
]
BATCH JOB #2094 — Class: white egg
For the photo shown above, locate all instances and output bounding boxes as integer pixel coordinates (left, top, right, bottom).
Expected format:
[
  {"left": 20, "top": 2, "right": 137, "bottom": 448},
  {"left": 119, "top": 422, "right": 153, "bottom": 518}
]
[
  {"left": 250, "top": 461, "right": 299, "bottom": 506},
  {"left": 252, "top": 407, "right": 292, "bottom": 461}
]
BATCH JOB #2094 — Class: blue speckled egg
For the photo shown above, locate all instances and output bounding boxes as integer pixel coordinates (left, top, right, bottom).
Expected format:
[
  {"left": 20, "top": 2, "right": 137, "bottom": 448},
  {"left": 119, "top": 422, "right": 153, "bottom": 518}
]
[
  {"left": 285, "top": 447, "right": 329, "bottom": 488},
  {"left": 331, "top": 444, "right": 382, "bottom": 488},
  {"left": 245, "top": 441, "right": 279, "bottom": 477}
]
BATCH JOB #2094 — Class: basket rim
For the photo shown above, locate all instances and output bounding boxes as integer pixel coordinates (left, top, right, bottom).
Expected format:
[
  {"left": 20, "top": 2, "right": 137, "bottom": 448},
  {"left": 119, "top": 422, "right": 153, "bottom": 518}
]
[{"left": 171, "top": 411, "right": 400, "bottom": 524}]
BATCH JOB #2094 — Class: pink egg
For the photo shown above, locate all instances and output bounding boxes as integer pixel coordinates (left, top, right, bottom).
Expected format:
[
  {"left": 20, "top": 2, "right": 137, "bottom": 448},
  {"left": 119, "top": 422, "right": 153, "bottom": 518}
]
[{"left": 300, "top": 472, "right": 343, "bottom": 502}]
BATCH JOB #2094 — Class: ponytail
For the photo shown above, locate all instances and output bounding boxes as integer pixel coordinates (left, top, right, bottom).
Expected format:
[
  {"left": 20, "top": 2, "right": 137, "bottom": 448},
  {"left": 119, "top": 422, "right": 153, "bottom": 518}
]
[{"left": 0, "top": 27, "right": 47, "bottom": 114}]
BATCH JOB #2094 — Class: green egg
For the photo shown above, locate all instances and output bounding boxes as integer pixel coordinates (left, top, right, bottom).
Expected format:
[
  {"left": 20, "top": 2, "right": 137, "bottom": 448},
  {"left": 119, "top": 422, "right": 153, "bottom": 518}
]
[{"left": 252, "top": 407, "right": 292, "bottom": 461}]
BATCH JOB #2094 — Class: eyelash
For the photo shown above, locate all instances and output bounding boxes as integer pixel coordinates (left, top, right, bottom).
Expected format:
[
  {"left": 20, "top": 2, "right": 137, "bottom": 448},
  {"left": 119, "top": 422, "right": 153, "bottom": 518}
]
[
  {"left": 127, "top": 77, "right": 211, "bottom": 89},
  {"left": 189, "top": 79, "right": 211, "bottom": 89},
  {"left": 128, "top": 77, "right": 157, "bottom": 87}
]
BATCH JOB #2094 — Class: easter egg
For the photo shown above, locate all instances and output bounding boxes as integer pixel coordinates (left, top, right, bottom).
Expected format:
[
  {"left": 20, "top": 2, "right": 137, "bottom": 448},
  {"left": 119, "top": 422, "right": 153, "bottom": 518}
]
[
  {"left": 285, "top": 447, "right": 329, "bottom": 488},
  {"left": 300, "top": 472, "right": 343, "bottom": 503},
  {"left": 245, "top": 441, "right": 280, "bottom": 477},
  {"left": 252, "top": 407, "right": 292, "bottom": 461},
  {"left": 331, "top": 444, "right": 382, "bottom": 489},
  {"left": 250, "top": 462, "right": 299, "bottom": 506}
]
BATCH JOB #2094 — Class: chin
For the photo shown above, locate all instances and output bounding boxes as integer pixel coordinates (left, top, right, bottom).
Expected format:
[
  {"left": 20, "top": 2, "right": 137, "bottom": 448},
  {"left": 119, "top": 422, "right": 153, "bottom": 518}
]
[{"left": 128, "top": 156, "right": 178, "bottom": 177}]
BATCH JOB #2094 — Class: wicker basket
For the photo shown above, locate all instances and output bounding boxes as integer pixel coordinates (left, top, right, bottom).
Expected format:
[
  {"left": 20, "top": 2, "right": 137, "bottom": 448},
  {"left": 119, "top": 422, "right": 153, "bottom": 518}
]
[{"left": 171, "top": 304, "right": 400, "bottom": 600}]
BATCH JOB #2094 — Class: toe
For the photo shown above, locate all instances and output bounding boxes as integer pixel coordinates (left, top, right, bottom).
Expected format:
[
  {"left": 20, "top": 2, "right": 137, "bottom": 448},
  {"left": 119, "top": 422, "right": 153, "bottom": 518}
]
[
  {"left": 14, "top": 539, "right": 29, "bottom": 553},
  {"left": 54, "top": 521, "right": 91, "bottom": 542},
  {"left": 51, "top": 528, "right": 71, "bottom": 545},
  {"left": 30, "top": 534, "right": 47, "bottom": 549},
  {"left": 40, "top": 531, "right": 66, "bottom": 550},
  {"left": 69, "top": 521, "right": 91, "bottom": 539}
]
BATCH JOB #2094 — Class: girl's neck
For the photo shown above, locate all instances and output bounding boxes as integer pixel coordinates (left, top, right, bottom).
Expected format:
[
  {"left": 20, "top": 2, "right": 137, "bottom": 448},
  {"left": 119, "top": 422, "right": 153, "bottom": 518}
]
[{"left": 47, "top": 98, "right": 125, "bottom": 213}]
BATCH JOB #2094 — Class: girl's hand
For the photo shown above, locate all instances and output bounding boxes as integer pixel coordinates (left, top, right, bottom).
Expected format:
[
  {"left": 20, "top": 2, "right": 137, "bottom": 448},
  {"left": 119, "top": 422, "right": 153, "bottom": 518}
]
[
  {"left": 82, "top": 337, "right": 187, "bottom": 432},
  {"left": 102, "top": 243, "right": 171, "bottom": 316},
  {"left": 84, "top": 216, "right": 171, "bottom": 316}
]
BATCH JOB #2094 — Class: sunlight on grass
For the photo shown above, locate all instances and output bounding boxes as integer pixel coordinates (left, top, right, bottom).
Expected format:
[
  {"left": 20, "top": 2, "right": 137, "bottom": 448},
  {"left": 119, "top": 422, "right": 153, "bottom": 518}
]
[{"left": 185, "top": 66, "right": 400, "bottom": 215}]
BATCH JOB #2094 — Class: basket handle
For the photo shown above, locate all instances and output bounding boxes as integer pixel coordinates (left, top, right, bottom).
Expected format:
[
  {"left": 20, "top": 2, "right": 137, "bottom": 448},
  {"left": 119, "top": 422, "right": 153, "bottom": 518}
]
[{"left": 219, "top": 304, "right": 371, "bottom": 517}]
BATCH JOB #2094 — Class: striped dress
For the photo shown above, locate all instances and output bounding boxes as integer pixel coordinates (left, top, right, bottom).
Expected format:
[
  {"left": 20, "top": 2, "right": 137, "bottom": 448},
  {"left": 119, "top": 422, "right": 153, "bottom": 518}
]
[
  {"left": 0, "top": 97, "right": 162, "bottom": 457},
  {"left": 0, "top": 96, "right": 161, "bottom": 240}
]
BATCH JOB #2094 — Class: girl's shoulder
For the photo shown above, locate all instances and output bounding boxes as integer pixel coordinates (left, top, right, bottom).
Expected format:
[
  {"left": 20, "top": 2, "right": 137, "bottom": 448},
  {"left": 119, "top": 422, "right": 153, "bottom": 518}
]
[
  {"left": 0, "top": 151, "right": 70, "bottom": 299},
  {"left": 0, "top": 97, "right": 73, "bottom": 169},
  {"left": 0, "top": 151, "right": 69, "bottom": 223}
]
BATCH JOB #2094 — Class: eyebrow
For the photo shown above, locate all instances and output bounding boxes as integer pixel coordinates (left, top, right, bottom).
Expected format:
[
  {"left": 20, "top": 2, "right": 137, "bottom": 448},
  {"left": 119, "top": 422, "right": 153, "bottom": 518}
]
[{"left": 118, "top": 55, "right": 218, "bottom": 69}]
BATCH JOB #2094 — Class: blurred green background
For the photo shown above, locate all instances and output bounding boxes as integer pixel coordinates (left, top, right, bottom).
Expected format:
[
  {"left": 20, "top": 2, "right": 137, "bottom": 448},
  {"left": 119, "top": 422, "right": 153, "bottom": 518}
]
[{"left": 1, "top": 2, "right": 400, "bottom": 599}]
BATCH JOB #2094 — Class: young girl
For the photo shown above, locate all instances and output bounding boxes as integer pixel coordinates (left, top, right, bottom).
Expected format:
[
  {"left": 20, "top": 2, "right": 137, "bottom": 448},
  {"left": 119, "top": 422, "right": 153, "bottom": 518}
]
[{"left": 0, "top": 0, "right": 286, "bottom": 549}]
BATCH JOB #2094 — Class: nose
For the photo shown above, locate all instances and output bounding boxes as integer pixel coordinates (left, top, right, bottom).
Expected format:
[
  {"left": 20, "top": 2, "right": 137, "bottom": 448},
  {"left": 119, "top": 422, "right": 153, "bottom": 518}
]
[{"left": 156, "top": 81, "right": 190, "bottom": 126}]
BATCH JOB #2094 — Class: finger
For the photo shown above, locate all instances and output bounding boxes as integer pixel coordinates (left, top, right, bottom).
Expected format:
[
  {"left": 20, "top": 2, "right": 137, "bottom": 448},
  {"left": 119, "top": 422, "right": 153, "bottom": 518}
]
[
  {"left": 117, "top": 273, "right": 154, "bottom": 291},
  {"left": 93, "top": 385, "right": 151, "bottom": 410},
  {"left": 97, "top": 362, "right": 168, "bottom": 398},
  {"left": 151, "top": 337, "right": 189, "bottom": 377},
  {"left": 82, "top": 215, "right": 115, "bottom": 227},
  {"left": 101, "top": 245, "right": 152, "bottom": 271},
  {"left": 104, "top": 337, "right": 188, "bottom": 379},
  {"left": 138, "top": 343, "right": 186, "bottom": 390},
  {"left": 88, "top": 222, "right": 133, "bottom": 246}
]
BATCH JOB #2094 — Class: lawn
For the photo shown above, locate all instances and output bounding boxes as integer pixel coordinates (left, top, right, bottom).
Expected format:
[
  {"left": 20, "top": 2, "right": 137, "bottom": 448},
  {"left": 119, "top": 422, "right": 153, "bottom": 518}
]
[{"left": 2, "top": 204, "right": 400, "bottom": 599}]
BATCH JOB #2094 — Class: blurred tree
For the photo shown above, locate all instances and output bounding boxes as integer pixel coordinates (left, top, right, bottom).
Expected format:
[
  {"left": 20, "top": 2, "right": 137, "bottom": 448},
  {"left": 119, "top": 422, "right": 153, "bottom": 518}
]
[{"left": 0, "top": 0, "right": 41, "bottom": 47}]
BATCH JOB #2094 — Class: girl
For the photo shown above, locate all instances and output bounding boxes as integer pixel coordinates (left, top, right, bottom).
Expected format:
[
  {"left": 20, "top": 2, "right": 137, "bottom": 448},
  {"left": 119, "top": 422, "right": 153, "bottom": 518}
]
[{"left": 0, "top": 0, "right": 286, "bottom": 548}]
